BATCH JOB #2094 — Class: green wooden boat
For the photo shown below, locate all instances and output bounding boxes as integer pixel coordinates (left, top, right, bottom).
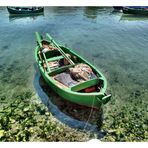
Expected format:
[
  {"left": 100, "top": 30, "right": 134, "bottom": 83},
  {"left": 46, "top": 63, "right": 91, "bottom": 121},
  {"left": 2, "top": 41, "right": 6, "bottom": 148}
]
[
  {"left": 35, "top": 32, "right": 111, "bottom": 109},
  {"left": 123, "top": 7, "right": 148, "bottom": 15},
  {"left": 7, "top": 7, "right": 44, "bottom": 15}
]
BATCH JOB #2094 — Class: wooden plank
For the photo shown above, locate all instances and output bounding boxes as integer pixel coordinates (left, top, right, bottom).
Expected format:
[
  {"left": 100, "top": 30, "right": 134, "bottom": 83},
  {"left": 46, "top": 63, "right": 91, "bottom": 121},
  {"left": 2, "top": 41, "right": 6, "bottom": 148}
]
[
  {"left": 42, "top": 52, "right": 51, "bottom": 73},
  {"left": 71, "top": 78, "right": 99, "bottom": 92},
  {"left": 47, "top": 55, "right": 64, "bottom": 62},
  {"left": 46, "top": 33, "right": 75, "bottom": 65}
]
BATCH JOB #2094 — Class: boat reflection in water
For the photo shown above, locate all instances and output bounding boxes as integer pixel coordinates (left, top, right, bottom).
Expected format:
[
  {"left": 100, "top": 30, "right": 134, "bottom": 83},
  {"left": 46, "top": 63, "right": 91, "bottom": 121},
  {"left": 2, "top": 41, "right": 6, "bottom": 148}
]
[
  {"left": 120, "top": 14, "right": 148, "bottom": 21},
  {"left": 8, "top": 13, "right": 44, "bottom": 22},
  {"left": 83, "top": 7, "right": 108, "bottom": 20},
  {"left": 84, "top": 7, "right": 99, "bottom": 19},
  {"left": 51, "top": 6, "right": 79, "bottom": 15}
]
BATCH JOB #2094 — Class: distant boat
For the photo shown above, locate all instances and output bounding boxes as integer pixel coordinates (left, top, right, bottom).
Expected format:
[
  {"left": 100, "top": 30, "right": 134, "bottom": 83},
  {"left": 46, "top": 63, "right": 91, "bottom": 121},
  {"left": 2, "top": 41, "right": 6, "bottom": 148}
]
[
  {"left": 113, "top": 6, "right": 123, "bottom": 11},
  {"left": 7, "top": 7, "right": 44, "bottom": 15},
  {"left": 35, "top": 32, "right": 111, "bottom": 109},
  {"left": 123, "top": 6, "right": 148, "bottom": 15}
]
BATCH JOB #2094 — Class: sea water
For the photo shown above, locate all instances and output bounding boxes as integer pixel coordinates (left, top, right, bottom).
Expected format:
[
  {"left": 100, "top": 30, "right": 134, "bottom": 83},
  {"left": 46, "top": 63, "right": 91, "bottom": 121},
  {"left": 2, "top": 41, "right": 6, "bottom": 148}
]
[{"left": 0, "top": 7, "right": 147, "bottom": 141}]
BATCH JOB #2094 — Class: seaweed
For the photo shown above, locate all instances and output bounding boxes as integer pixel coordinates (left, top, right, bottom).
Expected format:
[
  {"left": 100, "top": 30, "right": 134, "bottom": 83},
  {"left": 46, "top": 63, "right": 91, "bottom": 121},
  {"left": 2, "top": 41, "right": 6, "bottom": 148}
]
[{"left": 0, "top": 90, "right": 93, "bottom": 142}]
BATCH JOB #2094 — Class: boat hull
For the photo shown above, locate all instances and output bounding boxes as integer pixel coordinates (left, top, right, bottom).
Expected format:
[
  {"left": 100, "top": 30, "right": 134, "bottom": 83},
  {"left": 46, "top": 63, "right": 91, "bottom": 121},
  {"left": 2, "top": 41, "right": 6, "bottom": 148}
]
[
  {"left": 123, "top": 7, "right": 148, "bottom": 15},
  {"left": 7, "top": 7, "right": 44, "bottom": 15}
]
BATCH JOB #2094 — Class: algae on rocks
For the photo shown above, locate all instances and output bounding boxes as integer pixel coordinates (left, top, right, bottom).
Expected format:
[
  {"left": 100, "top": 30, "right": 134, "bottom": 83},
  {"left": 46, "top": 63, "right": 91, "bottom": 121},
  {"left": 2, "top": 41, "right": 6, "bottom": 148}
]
[{"left": 0, "top": 90, "right": 93, "bottom": 142}]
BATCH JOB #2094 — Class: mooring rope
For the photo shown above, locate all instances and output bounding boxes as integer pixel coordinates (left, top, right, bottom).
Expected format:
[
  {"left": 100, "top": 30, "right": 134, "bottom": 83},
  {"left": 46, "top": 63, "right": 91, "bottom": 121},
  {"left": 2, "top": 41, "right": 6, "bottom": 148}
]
[{"left": 83, "top": 96, "right": 95, "bottom": 131}]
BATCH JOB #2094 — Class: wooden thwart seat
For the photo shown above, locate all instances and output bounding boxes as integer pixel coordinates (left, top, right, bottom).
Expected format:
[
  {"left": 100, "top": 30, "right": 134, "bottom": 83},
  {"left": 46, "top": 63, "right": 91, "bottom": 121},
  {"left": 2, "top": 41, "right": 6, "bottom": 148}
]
[
  {"left": 70, "top": 78, "right": 99, "bottom": 92},
  {"left": 48, "top": 64, "right": 75, "bottom": 76},
  {"left": 47, "top": 55, "right": 64, "bottom": 62},
  {"left": 47, "top": 54, "right": 70, "bottom": 62}
]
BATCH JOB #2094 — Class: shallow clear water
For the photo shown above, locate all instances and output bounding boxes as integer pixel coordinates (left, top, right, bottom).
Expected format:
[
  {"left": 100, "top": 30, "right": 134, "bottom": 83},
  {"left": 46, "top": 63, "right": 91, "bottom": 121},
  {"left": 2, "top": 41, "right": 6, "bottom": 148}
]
[{"left": 0, "top": 7, "right": 147, "bottom": 138}]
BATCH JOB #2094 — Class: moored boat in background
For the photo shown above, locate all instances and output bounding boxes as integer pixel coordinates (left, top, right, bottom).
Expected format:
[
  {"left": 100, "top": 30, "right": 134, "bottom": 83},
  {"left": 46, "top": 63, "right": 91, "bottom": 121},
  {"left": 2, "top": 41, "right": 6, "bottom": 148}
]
[
  {"left": 113, "top": 6, "right": 123, "bottom": 11},
  {"left": 123, "top": 6, "right": 148, "bottom": 15},
  {"left": 7, "top": 7, "right": 44, "bottom": 15}
]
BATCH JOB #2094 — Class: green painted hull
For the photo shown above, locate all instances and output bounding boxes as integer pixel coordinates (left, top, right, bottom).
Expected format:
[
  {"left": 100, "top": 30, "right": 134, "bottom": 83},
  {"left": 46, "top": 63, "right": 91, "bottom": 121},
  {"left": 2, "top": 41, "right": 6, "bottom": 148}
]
[
  {"left": 123, "top": 7, "right": 148, "bottom": 15},
  {"left": 35, "top": 32, "right": 111, "bottom": 109}
]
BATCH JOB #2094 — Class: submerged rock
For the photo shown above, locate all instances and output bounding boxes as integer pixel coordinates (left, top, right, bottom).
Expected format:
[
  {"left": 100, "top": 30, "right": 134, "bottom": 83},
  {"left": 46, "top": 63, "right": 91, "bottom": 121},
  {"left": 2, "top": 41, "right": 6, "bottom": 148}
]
[
  {"left": 0, "top": 90, "right": 94, "bottom": 142},
  {"left": 0, "top": 96, "right": 6, "bottom": 101},
  {"left": 0, "top": 130, "right": 5, "bottom": 138}
]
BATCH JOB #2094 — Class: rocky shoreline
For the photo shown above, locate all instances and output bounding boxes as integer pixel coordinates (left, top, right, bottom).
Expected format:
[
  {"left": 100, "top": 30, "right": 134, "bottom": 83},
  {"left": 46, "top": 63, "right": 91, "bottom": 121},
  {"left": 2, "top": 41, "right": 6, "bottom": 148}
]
[
  {"left": 0, "top": 90, "right": 95, "bottom": 141},
  {"left": 0, "top": 86, "right": 147, "bottom": 141}
]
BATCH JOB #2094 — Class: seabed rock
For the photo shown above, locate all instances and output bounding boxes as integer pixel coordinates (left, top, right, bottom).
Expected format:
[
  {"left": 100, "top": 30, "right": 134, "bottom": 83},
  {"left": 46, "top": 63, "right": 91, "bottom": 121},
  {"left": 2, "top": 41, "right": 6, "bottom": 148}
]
[
  {"left": 0, "top": 85, "right": 147, "bottom": 142},
  {"left": 0, "top": 130, "right": 5, "bottom": 138},
  {"left": 0, "top": 90, "right": 95, "bottom": 142}
]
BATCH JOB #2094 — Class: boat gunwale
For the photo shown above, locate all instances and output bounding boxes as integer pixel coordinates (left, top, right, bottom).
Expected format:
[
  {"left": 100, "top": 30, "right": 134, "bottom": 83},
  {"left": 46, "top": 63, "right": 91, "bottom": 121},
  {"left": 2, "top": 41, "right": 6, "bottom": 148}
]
[
  {"left": 123, "top": 7, "right": 148, "bottom": 14},
  {"left": 35, "top": 43, "right": 107, "bottom": 96}
]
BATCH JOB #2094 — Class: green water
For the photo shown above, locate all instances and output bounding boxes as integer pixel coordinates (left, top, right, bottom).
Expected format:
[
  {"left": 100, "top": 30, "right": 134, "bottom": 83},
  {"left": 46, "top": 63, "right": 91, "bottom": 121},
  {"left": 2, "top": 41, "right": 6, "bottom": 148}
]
[{"left": 0, "top": 7, "right": 147, "bottom": 141}]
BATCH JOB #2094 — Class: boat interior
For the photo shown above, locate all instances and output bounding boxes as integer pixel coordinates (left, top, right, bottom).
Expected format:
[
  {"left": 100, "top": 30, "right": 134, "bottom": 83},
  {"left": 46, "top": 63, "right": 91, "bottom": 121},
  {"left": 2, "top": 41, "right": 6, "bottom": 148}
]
[{"left": 38, "top": 40, "right": 104, "bottom": 93}]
